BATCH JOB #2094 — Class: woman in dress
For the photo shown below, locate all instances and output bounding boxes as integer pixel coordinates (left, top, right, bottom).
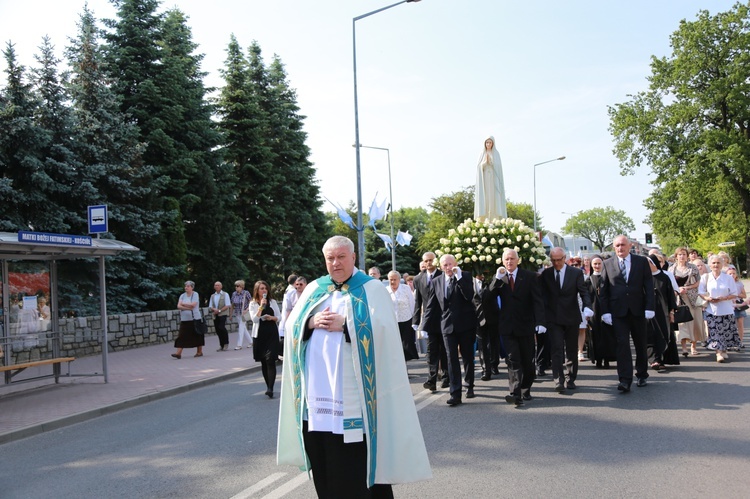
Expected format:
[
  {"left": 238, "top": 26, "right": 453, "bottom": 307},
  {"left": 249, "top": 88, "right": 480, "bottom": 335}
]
[
  {"left": 387, "top": 270, "right": 419, "bottom": 361},
  {"left": 647, "top": 255, "right": 677, "bottom": 370},
  {"left": 587, "top": 256, "right": 616, "bottom": 368},
  {"left": 474, "top": 136, "right": 507, "bottom": 222},
  {"left": 232, "top": 280, "right": 253, "bottom": 350},
  {"left": 727, "top": 267, "right": 747, "bottom": 350},
  {"left": 172, "top": 281, "right": 204, "bottom": 359},
  {"left": 669, "top": 247, "right": 703, "bottom": 357},
  {"left": 248, "top": 280, "right": 280, "bottom": 398},
  {"left": 698, "top": 255, "right": 741, "bottom": 362}
]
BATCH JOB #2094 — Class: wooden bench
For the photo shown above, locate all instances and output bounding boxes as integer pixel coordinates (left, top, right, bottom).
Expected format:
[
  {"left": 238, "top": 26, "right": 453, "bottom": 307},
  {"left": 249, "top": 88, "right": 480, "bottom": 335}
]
[{"left": 0, "top": 357, "right": 76, "bottom": 383}]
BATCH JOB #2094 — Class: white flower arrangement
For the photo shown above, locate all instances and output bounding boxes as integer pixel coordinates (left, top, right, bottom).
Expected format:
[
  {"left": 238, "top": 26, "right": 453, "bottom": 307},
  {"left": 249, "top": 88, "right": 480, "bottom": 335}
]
[{"left": 437, "top": 217, "right": 550, "bottom": 274}]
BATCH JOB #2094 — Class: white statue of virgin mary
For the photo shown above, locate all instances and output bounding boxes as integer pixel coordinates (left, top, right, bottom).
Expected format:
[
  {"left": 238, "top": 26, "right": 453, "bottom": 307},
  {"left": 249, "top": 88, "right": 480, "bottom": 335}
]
[{"left": 474, "top": 136, "right": 507, "bottom": 222}]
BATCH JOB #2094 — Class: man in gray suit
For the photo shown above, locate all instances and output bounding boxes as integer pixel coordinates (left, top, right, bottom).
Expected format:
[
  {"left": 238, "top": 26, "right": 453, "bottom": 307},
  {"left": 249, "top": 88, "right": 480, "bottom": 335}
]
[
  {"left": 540, "top": 247, "right": 594, "bottom": 393},
  {"left": 599, "top": 235, "right": 655, "bottom": 392}
]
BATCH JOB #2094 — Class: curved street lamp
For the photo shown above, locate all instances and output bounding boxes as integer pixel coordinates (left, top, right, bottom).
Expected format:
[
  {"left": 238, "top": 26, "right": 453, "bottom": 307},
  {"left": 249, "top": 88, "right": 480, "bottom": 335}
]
[
  {"left": 353, "top": 0, "right": 421, "bottom": 270},
  {"left": 532, "top": 156, "right": 566, "bottom": 234}
]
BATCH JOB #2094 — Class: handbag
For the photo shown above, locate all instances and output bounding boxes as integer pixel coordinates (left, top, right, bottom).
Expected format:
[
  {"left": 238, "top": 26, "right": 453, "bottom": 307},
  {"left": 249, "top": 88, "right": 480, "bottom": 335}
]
[
  {"left": 735, "top": 298, "right": 749, "bottom": 311},
  {"left": 674, "top": 305, "right": 693, "bottom": 323},
  {"left": 694, "top": 295, "right": 707, "bottom": 308},
  {"left": 193, "top": 309, "right": 207, "bottom": 335}
]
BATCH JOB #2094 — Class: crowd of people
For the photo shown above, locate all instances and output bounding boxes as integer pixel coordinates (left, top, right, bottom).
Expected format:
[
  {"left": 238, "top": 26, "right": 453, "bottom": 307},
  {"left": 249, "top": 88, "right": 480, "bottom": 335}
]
[
  {"left": 170, "top": 275, "right": 309, "bottom": 400},
  {"left": 267, "top": 234, "right": 747, "bottom": 495},
  {"left": 409, "top": 236, "right": 746, "bottom": 406}
]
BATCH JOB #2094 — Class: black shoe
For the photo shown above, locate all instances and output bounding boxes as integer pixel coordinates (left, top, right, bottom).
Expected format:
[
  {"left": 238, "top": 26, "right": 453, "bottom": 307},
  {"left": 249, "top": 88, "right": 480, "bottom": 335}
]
[
  {"left": 481, "top": 373, "right": 491, "bottom": 381},
  {"left": 423, "top": 381, "right": 437, "bottom": 392},
  {"left": 617, "top": 382, "right": 631, "bottom": 393},
  {"left": 566, "top": 380, "right": 577, "bottom": 390},
  {"left": 554, "top": 383, "right": 565, "bottom": 393},
  {"left": 441, "top": 379, "right": 450, "bottom": 389},
  {"left": 265, "top": 390, "right": 274, "bottom": 398},
  {"left": 446, "top": 397, "right": 462, "bottom": 406},
  {"left": 491, "top": 367, "right": 500, "bottom": 375},
  {"left": 505, "top": 394, "right": 523, "bottom": 406},
  {"left": 536, "top": 369, "right": 546, "bottom": 377},
  {"left": 522, "top": 392, "right": 532, "bottom": 401},
  {"left": 466, "top": 388, "right": 475, "bottom": 399},
  {"left": 595, "top": 360, "right": 603, "bottom": 368},
  {"left": 637, "top": 377, "right": 647, "bottom": 387}
]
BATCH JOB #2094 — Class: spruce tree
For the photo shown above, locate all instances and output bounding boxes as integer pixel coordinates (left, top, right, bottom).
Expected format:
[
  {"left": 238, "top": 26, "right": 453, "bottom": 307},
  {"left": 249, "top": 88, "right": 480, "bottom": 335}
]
[
  {"left": 0, "top": 43, "right": 49, "bottom": 231},
  {"left": 63, "top": 5, "right": 164, "bottom": 313}
]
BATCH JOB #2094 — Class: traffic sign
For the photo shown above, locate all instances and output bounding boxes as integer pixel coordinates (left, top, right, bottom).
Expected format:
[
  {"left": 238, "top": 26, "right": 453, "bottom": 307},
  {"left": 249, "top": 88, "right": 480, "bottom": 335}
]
[
  {"left": 88, "top": 205, "right": 108, "bottom": 234},
  {"left": 718, "top": 241, "right": 736, "bottom": 247}
]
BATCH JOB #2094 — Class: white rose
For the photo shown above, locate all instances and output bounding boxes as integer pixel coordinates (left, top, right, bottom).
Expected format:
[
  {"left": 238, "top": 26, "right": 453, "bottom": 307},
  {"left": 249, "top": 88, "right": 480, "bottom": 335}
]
[
  {"left": 492, "top": 248, "right": 497, "bottom": 254},
  {"left": 448, "top": 229, "right": 456, "bottom": 236},
  {"left": 524, "top": 234, "right": 530, "bottom": 241},
  {"left": 481, "top": 237, "right": 487, "bottom": 243},
  {"left": 465, "top": 238, "right": 472, "bottom": 244},
  {"left": 530, "top": 256, "right": 536, "bottom": 263},
  {"left": 456, "top": 253, "right": 462, "bottom": 259},
  {"left": 471, "top": 230, "right": 477, "bottom": 236},
  {"left": 516, "top": 235, "right": 522, "bottom": 242},
  {"left": 471, "top": 255, "right": 478, "bottom": 262},
  {"left": 453, "top": 237, "right": 460, "bottom": 244},
  {"left": 496, "top": 257, "right": 503, "bottom": 265},
  {"left": 464, "top": 257, "right": 471, "bottom": 264},
  {"left": 523, "top": 243, "right": 529, "bottom": 249},
  {"left": 490, "top": 238, "right": 496, "bottom": 245}
]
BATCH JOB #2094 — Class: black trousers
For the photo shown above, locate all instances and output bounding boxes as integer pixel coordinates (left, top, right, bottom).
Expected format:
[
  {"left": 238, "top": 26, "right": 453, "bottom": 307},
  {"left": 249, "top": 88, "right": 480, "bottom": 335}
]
[
  {"left": 613, "top": 313, "right": 649, "bottom": 384},
  {"left": 535, "top": 331, "right": 550, "bottom": 372},
  {"left": 425, "top": 329, "right": 448, "bottom": 384},
  {"left": 548, "top": 323, "right": 579, "bottom": 384},
  {"left": 443, "top": 328, "right": 475, "bottom": 399},
  {"left": 477, "top": 324, "right": 502, "bottom": 375},
  {"left": 502, "top": 334, "right": 536, "bottom": 398},
  {"left": 302, "top": 422, "right": 394, "bottom": 499},
  {"left": 214, "top": 315, "right": 229, "bottom": 347}
]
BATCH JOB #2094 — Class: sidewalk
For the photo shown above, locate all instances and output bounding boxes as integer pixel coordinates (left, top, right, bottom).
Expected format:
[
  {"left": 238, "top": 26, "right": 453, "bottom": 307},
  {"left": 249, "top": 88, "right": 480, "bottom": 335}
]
[{"left": 0, "top": 332, "right": 261, "bottom": 445}]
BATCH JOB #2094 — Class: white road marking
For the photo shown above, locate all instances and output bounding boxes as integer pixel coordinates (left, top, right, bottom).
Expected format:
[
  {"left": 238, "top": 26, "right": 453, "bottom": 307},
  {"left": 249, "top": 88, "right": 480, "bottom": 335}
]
[
  {"left": 259, "top": 471, "right": 309, "bottom": 499},
  {"left": 230, "top": 472, "right": 287, "bottom": 499}
]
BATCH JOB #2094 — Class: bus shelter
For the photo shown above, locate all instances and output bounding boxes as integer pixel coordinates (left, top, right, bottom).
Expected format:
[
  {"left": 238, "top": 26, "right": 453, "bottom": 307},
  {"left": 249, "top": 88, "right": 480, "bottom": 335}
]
[{"left": 0, "top": 232, "right": 139, "bottom": 385}]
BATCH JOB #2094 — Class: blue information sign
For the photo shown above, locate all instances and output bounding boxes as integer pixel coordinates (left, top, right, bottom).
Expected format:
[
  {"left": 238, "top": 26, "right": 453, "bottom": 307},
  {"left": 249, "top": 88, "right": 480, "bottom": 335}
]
[
  {"left": 88, "top": 205, "right": 108, "bottom": 234},
  {"left": 18, "top": 231, "right": 92, "bottom": 247}
]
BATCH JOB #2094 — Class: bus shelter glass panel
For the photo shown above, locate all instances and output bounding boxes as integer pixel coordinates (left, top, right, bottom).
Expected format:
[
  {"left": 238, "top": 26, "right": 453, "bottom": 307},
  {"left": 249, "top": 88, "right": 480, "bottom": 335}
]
[{"left": 8, "top": 261, "right": 51, "bottom": 355}]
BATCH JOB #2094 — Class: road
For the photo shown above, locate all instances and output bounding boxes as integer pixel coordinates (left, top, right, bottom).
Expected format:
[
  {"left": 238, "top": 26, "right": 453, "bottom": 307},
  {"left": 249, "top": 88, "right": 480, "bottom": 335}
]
[{"left": 1, "top": 351, "right": 748, "bottom": 498}]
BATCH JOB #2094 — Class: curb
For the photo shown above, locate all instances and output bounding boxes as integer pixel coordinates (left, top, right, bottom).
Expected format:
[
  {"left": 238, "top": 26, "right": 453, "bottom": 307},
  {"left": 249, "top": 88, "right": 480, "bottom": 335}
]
[{"left": 0, "top": 365, "right": 259, "bottom": 446}]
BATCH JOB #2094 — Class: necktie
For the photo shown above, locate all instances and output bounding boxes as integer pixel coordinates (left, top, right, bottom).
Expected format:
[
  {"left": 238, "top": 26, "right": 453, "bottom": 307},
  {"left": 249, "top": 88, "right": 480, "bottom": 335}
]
[
  {"left": 508, "top": 273, "right": 515, "bottom": 291},
  {"left": 619, "top": 259, "right": 627, "bottom": 281},
  {"left": 427, "top": 272, "right": 432, "bottom": 285},
  {"left": 447, "top": 276, "right": 456, "bottom": 300},
  {"left": 555, "top": 270, "right": 561, "bottom": 289}
]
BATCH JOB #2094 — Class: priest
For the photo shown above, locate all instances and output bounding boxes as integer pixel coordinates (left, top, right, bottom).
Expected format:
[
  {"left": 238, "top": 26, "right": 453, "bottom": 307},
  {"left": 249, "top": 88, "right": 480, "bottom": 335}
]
[{"left": 277, "top": 235, "right": 432, "bottom": 497}]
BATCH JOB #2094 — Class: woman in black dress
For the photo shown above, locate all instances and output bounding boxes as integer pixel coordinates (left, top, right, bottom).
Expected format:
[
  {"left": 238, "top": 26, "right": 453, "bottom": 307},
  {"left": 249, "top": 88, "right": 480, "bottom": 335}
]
[
  {"left": 248, "top": 281, "right": 280, "bottom": 398},
  {"left": 587, "top": 257, "right": 616, "bottom": 368},
  {"left": 172, "top": 281, "right": 204, "bottom": 359}
]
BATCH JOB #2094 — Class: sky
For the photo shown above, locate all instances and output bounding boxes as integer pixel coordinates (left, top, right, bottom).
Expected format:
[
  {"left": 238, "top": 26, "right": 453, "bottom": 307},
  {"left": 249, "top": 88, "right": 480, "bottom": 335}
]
[{"left": 0, "top": 0, "right": 740, "bottom": 244}]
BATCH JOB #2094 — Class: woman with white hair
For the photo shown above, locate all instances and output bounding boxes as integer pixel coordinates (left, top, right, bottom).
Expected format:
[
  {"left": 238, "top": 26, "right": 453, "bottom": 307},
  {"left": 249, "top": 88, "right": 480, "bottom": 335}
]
[
  {"left": 388, "top": 270, "right": 418, "bottom": 361},
  {"left": 698, "top": 255, "right": 741, "bottom": 362}
]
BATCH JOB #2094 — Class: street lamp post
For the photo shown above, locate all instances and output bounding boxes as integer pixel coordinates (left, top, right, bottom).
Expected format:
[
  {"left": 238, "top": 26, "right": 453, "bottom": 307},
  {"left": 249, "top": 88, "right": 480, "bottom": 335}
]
[
  {"left": 356, "top": 145, "right": 396, "bottom": 271},
  {"left": 532, "top": 156, "right": 566, "bottom": 234},
  {"left": 353, "top": 0, "right": 421, "bottom": 271}
]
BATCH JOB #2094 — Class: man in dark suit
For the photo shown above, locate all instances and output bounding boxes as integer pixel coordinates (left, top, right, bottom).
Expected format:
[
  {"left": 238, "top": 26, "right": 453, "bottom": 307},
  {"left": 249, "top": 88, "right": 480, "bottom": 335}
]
[
  {"left": 423, "top": 254, "right": 478, "bottom": 406},
  {"left": 540, "top": 247, "right": 593, "bottom": 393},
  {"left": 599, "top": 235, "right": 655, "bottom": 392},
  {"left": 489, "top": 249, "right": 546, "bottom": 406},
  {"left": 474, "top": 274, "right": 502, "bottom": 381},
  {"left": 412, "top": 251, "right": 448, "bottom": 391}
]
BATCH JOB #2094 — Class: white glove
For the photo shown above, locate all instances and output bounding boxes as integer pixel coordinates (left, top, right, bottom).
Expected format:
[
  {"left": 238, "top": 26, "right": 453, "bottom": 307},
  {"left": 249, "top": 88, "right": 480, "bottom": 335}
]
[
  {"left": 454, "top": 267, "right": 462, "bottom": 280},
  {"left": 495, "top": 267, "right": 507, "bottom": 278},
  {"left": 535, "top": 325, "right": 547, "bottom": 334},
  {"left": 412, "top": 324, "right": 419, "bottom": 331},
  {"left": 645, "top": 310, "right": 655, "bottom": 320},
  {"left": 583, "top": 307, "right": 594, "bottom": 319},
  {"left": 602, "top": 313, "right": 613, "bottom": 325}
]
